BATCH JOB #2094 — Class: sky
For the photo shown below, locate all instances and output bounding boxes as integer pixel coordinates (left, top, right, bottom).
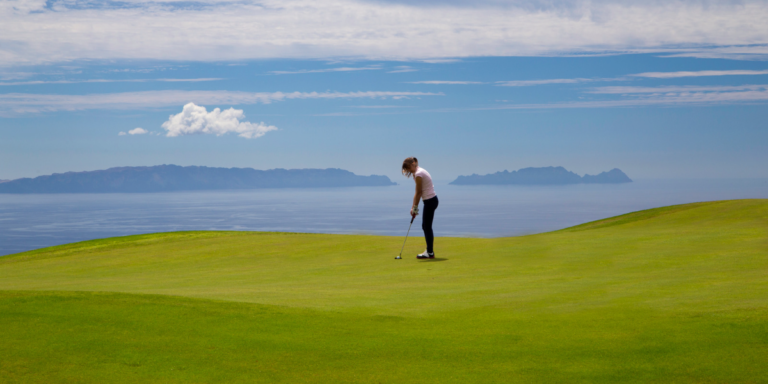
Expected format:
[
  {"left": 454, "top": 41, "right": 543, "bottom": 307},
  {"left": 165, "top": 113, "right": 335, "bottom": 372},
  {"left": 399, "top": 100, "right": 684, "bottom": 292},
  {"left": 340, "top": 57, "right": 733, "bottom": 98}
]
[{"left": 1, "top": 0, "right": 767, "bottom": 182}]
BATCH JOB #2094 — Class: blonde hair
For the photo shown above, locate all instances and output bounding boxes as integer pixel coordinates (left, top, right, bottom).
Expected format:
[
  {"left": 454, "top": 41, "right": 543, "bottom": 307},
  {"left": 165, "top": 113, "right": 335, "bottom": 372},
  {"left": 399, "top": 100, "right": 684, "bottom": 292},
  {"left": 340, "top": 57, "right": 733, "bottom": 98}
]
[{"left": 401, "top": 157, "right": 418, "bottom": 178}]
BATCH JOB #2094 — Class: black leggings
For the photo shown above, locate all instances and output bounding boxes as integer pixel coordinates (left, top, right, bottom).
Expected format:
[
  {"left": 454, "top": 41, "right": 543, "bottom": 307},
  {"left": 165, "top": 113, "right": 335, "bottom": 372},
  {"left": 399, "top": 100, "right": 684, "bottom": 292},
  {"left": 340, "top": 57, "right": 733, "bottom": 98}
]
[{"left": 422, "top": 196, "right": 439, "bottom": 254}]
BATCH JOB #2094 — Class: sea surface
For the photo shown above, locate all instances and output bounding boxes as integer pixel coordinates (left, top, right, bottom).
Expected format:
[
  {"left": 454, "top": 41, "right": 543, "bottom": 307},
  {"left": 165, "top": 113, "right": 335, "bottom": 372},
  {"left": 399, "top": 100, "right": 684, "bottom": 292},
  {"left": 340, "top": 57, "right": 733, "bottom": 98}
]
[{"left": 1, "top": 179, "right": 767, "bottom": 256}]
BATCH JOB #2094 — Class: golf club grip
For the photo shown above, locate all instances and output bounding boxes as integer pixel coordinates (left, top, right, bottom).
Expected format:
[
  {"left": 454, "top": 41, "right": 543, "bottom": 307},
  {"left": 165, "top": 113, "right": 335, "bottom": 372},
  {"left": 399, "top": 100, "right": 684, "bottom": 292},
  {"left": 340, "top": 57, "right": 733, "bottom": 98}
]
[{"left": 410, "top": 216, "right": 415, "bottom": 224}]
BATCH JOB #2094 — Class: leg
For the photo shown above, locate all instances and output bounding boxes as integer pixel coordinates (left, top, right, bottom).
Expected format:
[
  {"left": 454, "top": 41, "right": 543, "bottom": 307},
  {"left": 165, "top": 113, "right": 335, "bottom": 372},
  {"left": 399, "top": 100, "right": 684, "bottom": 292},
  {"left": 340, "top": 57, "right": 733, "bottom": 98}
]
[{"left": 421, "top": 196, "right": 438, "bottom": 254}]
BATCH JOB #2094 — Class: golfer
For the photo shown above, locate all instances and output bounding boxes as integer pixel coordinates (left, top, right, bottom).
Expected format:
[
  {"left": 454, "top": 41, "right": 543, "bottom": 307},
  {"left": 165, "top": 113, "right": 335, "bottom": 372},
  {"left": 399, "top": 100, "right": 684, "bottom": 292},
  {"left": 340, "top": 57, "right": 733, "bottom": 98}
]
[{"left": 402, "top": 157, "right": 439, "bottom": 259}]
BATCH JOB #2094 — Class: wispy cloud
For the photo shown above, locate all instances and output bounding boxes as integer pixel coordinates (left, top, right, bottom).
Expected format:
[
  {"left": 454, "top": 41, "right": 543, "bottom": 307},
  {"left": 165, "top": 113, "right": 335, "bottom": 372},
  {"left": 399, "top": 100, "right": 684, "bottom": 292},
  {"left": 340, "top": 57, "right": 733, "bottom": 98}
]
[
  {"left": 162, "top": 103, "right": 277, "bottom": 139},
  {"left": 348, "top": 105, "right": 412, "bottom": 108},
  {"left": 0, "top": 90, "right": 444, "bottom": 114},
  {"left": 0, "top": 72, "right": 37, "bottom": 81},
  {"left": 482, "top": 85, "right": 768, "bottom": 110},
  {"left": 269, "top": 66, "right": 381, "bottom": 75},
  {"left": 589, "top": 84, "right": 767, "bottom": 94},
  {"left": 312, "top": 112, "right": 360, "bottom": 117},
  {"left": 388, "top": 66, "right": 418, "bottom": 73},
  {"left": 313, "top": 110, "right": 411, "bottom": 117},
  {"left": 496, "top": 78, "right": 589, "bottom": 87},
  {"left": 3, "top": 1, "right": 768, "bottom": 64},
  {"left": 495, "top": 77, "right": 628, "bottom": 87},
  {"left": 661, "top": 45, "right": 768, "bottom": 61},
  {"left": 631, "top": 70, "right": 768, "bottom": 78},
  {"left": 0, "top": 78, "right": 223, "bottom": 86},
  {"left": 492, "top": 72, "right": 767, "bottom": 87},
  {"left": 159, "top": 78, "right": 222, "bottom": 82},
  {"left": 408, "top": 81, "right": 485, "bottom": 85},
  {"left": 419, "top": 59, "right": 462, "bottom": 64}
]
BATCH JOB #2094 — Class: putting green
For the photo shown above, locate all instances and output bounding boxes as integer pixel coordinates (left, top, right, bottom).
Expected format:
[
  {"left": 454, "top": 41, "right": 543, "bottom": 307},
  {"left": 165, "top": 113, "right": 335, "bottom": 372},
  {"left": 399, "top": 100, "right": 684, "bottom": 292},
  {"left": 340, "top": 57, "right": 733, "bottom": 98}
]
[{"left": 1, "top": 199, "right": 767, "bottom": 383}]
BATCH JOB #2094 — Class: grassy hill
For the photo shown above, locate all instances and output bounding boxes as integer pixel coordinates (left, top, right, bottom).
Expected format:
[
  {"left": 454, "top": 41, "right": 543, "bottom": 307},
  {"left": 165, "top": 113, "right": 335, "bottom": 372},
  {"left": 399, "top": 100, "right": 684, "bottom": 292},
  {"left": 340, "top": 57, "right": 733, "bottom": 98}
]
[{"left": 1, "top": 199, "right": 767, "bottom": 383}]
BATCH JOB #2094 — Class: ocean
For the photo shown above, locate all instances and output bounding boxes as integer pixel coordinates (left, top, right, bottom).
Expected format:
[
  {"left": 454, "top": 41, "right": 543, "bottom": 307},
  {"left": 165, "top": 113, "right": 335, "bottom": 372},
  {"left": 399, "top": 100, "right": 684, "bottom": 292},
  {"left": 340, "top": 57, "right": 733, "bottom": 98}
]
[{"left": 1, "top": 178, "right": 767, "bottom": 256}]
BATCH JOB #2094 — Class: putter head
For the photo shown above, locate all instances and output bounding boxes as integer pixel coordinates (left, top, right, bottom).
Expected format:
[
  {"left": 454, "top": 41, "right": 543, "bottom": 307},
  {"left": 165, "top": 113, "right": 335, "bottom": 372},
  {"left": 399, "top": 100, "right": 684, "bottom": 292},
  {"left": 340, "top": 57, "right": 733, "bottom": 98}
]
[{"left": 395, "top": 255, "right": 402, "bottom": 259}]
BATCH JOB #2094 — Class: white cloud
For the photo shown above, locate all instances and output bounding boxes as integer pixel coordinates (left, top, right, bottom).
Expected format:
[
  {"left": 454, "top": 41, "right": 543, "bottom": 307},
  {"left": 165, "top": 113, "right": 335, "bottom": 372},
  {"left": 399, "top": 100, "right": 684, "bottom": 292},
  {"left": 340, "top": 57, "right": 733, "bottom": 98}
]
[
  {"left": 493, "top": 72, "right": 768, "bottom": 87},
  {"left": 409, "top": 81, "right": 485, "bottom": 84},
  {"left": 418, "top": 59, "right": 462, "bottom": 64},
  {"left": 496, "top": 78, "right": 590, "bottom": 86},
  {"left": 631, "top": 70, "right": 768, "bottom": 78},
  {"left": 479, "top": 85, "right": 768, "bottom": 109},
  {"left": 2, "top": 0, "right": 768, "bottom": 64},
  {"left": 119, "top": 127, "right": 150, "bottom": 136},
  {"left": 589, "top": 84, "right": 767, "bottom": 94},
  {"left": 158, "top": 78, "right": 221, "bottom": 82},
  {"left": 349, "top": 105, "right": 413, "bottom": 108},
  {"left": 0, "top": 71, "right": 37, "bottom": 81},
  {"left": 388, "top": 66, "right": 418, "bottom": 73},
  {"left": 269, "top": 66, "right": 380, "bottom": 75},
  {"left": 0, "top": 78, "right": 223, "bottom": 86},
  {"left": 661, "top": 45, "right": 768, "bottom": 61},
  {"left": 2, "top": 0, "right": 47, "bottom": 14},
  {"left": 0, "top": 90, "right": 443, "bottom": 115},
  {"left": 313, "top": 112, "right": 359, "bottom": 117},
  {"left": 162, "top": 103, "right": 277, "bottom": 139},
  {"left": 313, "top": 110, "right": 408, "bottom": 116}
]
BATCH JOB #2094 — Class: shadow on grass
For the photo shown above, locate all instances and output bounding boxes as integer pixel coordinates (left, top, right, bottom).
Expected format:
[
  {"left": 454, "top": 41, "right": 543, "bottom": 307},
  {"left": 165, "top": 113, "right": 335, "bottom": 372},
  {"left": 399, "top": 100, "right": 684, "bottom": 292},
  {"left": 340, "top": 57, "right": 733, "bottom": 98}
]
[{"left": 418, "top": 258, "right": 448, "bottom": 262}]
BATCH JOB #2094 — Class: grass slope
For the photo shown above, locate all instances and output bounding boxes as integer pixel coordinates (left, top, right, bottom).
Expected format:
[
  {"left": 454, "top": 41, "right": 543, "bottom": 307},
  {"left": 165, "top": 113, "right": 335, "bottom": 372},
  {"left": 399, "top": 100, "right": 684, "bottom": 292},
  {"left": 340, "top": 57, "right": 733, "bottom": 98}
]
[{"left": 1, "top": 199, "right": 767, "bottom": 383}]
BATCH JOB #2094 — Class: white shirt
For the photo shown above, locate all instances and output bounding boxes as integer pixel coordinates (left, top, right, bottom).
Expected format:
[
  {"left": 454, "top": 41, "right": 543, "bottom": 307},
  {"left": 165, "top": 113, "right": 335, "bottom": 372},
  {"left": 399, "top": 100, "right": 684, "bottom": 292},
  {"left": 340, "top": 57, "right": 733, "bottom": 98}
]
[{"left": 414, "top": 167, "right": 436, "bottom": 200}]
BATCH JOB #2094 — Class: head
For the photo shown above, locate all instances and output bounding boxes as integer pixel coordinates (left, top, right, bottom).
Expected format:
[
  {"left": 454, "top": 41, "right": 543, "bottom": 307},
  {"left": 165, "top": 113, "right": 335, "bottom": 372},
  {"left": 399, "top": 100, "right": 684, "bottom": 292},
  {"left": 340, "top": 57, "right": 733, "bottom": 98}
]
[{"left": 401, "top": 157, "right": 419, "bottom": 178}]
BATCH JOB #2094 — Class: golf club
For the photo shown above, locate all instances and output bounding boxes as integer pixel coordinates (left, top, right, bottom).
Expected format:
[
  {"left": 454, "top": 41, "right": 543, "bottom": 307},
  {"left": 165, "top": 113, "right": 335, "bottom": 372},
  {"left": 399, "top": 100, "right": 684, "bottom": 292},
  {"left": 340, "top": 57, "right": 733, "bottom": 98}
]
[{"left": 396, "top": 214, "right": 416, "bottom": 260}]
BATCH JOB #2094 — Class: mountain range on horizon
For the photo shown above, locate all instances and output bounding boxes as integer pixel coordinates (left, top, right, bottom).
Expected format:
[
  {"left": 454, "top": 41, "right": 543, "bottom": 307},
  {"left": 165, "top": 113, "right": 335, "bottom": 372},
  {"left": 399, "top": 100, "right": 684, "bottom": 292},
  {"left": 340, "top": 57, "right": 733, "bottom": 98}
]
[
  {"left": 450, "top": 166, "right": 632, "bottom": 185},
  {"left": 0, "top": 165, "right": 633, "bottom": 193},
  {"left": 0, "top": 165, "right": 396, "bottom": 194}
]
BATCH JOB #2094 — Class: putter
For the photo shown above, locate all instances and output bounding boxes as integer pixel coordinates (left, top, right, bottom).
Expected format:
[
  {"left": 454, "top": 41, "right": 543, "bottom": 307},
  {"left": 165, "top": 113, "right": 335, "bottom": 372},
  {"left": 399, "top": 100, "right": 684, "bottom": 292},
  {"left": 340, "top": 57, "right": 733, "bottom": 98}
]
[{"left": 395, "top": 215, "right": 416, "bottom": 260}]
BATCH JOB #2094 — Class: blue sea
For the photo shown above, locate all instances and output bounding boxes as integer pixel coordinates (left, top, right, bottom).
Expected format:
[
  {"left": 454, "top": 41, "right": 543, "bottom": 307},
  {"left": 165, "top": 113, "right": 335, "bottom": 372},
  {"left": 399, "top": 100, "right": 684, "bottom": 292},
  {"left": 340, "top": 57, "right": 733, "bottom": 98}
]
[{"left": 1, "top": 179, "right": 767, "bottom": 256}]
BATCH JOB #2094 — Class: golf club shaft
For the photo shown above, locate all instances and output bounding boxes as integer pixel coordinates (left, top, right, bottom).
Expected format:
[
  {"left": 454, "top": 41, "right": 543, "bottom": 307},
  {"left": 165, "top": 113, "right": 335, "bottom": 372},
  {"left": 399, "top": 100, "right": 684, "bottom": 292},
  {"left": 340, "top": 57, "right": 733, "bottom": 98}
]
[{"left": 398, "top": 218, "right": 415, "bottom": 257}]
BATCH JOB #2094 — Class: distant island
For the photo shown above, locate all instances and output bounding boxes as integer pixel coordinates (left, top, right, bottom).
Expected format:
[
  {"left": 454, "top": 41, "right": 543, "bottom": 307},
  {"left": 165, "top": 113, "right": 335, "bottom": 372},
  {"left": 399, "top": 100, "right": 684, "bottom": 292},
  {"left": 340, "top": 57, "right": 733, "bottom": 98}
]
[
  {"left": 450, "top": 166, "right": 632, "bottom": 185},
  {"left": 0, "top": 165, "right": 396, "bottom": 194}
]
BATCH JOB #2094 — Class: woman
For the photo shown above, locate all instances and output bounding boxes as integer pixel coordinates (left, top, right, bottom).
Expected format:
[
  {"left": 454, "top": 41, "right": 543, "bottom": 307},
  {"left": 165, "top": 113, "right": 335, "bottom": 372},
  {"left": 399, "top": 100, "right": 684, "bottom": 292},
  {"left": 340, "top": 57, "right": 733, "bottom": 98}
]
[{"left": 402, "top": 157, "right": 439, "bottom": 259}]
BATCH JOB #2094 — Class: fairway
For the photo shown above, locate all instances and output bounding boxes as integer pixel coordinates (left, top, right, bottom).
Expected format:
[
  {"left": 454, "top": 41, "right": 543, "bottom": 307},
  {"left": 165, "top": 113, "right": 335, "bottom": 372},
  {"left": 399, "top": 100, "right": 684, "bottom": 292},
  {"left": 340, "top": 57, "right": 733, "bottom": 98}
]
[{"left": 2, "top": 199, "right": 767, "bottom": 383}]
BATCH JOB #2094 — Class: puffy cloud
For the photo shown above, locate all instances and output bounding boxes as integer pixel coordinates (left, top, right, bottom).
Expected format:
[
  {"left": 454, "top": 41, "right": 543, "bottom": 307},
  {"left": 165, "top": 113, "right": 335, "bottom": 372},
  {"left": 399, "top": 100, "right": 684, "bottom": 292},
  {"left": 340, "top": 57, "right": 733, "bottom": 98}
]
[
  {"left": 118, "top": 127, "right": 149, "bottom": 135},
  {"left": 162, "top": 103, "right": 277, "bottom": 139}
]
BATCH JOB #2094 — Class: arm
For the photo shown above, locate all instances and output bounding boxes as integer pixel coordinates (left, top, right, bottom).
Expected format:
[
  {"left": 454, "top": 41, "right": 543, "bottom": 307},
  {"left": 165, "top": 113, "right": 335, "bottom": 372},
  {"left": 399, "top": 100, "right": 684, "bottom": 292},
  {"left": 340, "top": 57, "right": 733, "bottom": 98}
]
[{"left": 411, "top": 176, "right": 423, "bottom": 217}]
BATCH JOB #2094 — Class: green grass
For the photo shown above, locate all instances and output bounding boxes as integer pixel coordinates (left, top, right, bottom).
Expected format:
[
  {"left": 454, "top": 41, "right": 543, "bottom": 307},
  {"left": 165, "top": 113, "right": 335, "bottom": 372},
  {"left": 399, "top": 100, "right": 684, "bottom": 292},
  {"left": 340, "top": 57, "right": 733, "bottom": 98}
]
[{"left": 1, "top": 199, "right": 768, "bottom": 383}]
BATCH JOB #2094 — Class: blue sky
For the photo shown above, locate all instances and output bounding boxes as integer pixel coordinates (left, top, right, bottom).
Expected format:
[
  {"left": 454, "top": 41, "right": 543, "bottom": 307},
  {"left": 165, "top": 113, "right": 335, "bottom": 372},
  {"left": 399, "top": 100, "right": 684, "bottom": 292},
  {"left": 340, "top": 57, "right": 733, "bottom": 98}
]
[{"left": 2, "top": 0, "right": 768, "bottom": 181}]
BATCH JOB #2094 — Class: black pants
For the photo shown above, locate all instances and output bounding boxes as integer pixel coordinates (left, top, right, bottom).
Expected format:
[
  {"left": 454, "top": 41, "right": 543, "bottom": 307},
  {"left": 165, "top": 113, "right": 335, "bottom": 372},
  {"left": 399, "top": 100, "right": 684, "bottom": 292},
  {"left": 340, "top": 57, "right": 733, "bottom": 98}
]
[{"left": 422, "top": 196, "right": 439, "bottom": 254}]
